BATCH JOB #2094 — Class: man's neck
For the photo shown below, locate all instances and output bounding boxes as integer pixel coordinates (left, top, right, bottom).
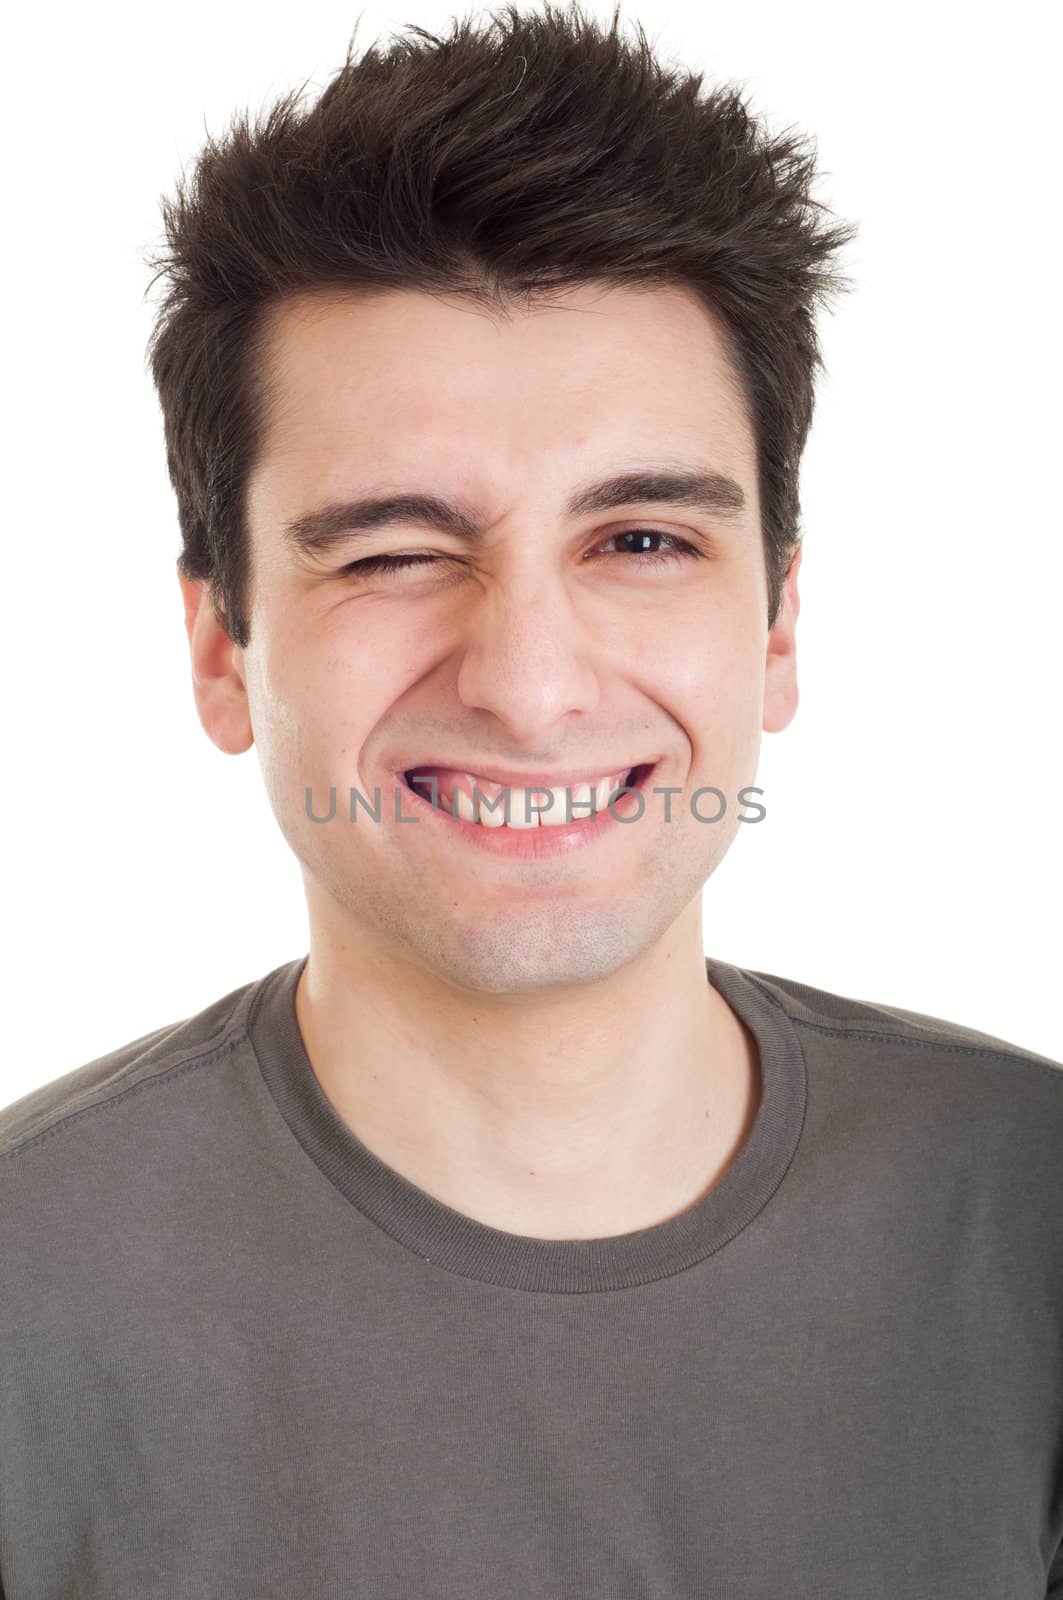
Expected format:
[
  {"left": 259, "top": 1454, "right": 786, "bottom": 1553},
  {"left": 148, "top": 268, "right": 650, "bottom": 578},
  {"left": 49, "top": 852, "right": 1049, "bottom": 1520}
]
[{"left": 293, "top": 908, "right": 762, "bottom": 1240}]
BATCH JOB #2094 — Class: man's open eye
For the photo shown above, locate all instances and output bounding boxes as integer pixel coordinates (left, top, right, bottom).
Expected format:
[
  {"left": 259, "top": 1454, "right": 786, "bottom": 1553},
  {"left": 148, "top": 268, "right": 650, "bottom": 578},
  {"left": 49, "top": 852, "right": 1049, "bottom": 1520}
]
[
  {"left": 591, "top": 530, "right": 702, "bottom": 565},
  {"left": 339, "top": 530, "right": 703, "bottom": 580}
]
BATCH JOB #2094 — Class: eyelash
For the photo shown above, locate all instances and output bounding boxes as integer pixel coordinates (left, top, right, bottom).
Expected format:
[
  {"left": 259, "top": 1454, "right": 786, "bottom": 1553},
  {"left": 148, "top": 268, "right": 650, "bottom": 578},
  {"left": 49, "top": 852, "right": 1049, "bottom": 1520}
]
[{"left": 340, "top": 530, "right": 702, "bottom": 578}]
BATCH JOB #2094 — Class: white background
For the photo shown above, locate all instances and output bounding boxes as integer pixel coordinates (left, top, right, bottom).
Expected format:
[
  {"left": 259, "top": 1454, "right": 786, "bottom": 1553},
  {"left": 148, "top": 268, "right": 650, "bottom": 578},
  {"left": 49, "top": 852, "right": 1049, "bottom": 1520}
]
[{"left": 2, "top": 0, "right": 1060, "bottom": 1101}]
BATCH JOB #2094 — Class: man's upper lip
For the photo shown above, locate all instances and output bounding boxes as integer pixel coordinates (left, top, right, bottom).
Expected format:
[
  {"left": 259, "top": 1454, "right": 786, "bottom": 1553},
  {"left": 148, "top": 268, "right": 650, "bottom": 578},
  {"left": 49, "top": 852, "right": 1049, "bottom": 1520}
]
[{"left": 399, "top": 760, "right": 651, "bottom": 788}]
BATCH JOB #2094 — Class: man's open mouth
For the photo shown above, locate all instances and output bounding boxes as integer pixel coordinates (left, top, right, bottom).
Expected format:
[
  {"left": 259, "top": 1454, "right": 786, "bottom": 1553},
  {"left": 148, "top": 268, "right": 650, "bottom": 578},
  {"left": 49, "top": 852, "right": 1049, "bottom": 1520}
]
[{"left": 401, "top": 762, "right": 656, "bottom": 829}]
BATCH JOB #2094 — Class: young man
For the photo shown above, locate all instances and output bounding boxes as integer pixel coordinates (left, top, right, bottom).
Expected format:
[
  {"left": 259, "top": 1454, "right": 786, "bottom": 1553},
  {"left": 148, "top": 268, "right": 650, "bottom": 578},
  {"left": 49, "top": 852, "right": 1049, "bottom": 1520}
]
[{"left": 2, "top": 5, "right": 1060, "bottom": 1596}]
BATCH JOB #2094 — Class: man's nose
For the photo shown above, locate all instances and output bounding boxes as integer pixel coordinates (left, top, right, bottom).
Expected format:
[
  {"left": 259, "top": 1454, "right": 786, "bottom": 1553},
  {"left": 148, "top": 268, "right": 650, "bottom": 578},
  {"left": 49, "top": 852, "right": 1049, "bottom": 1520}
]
[{"left": 455, "top": 570, "right": 601, "bottom": 743}]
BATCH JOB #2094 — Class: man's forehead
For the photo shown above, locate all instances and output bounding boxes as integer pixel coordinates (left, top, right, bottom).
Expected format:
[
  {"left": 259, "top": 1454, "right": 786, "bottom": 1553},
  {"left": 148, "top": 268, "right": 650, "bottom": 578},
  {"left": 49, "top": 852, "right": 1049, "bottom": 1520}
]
[
  {"left": 245, "top": 282, "right": 757, "bottom": 539},
  {"left": 255, "top": 279, "right": 747, "bottom": 389}
]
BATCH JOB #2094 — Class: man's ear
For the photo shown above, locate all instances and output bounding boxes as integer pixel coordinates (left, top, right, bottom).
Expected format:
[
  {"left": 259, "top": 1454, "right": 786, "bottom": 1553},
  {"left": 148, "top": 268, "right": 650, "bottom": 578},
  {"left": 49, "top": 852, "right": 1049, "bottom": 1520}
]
[
  {"left": 763, "top": 544, "right": 802, "bottom": 735},
  {"left": 178, "top": 565, "right": 254, "bottom": 755}
]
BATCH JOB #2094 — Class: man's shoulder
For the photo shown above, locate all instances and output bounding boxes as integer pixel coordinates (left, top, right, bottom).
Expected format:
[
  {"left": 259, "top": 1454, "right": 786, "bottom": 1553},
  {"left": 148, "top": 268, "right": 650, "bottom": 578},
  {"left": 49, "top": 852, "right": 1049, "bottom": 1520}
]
[
  {"left": 732, "top": 960, "right": 1063, "bottom": 1086},
  {"left": 0, "top": 963, "right": 286, "bottom": 1164}
]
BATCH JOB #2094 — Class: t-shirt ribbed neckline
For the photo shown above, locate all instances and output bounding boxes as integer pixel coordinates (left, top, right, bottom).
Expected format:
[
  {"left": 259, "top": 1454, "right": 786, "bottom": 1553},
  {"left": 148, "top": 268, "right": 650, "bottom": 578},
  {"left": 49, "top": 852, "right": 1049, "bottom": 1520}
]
[{"left": 246, "top": 954, "right": 808, "bottom": 1294}]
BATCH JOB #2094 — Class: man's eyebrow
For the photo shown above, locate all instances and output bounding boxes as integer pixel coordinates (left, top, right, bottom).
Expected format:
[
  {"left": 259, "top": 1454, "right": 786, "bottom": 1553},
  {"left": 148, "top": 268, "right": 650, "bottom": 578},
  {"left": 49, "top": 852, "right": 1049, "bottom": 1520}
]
[{"left": 282, "top": 466, "right": 747, "bottom": 558}]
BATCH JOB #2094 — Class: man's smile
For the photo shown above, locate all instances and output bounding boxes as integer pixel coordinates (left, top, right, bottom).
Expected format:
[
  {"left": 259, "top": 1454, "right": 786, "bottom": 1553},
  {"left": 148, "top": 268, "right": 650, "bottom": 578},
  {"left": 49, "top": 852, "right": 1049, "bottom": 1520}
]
[
  {"left": 396, "top": 761, "right": 660, "bottom": 858},
  {"left": 403, "top": 761, "right": 657, "bottom": 824}
]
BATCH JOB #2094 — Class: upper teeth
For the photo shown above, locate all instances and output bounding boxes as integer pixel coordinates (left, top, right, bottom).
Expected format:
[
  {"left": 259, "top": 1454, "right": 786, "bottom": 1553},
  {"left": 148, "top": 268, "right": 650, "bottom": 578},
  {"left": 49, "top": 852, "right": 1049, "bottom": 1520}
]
[{"left": 423, "top": 769, "right": 631, "bottom": 828}]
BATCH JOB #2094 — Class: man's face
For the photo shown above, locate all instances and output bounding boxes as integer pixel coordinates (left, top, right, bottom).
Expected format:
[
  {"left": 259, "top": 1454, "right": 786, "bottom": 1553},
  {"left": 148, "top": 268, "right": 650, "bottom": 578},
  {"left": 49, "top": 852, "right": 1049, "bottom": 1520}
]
[{"left": 199, "top": 282, "right": 799, "bottom": 993}]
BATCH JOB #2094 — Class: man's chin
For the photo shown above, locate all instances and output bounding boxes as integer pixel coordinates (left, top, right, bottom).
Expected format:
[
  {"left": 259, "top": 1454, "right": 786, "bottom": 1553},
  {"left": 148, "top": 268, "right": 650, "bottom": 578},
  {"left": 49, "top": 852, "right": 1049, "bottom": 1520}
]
[{"left": 399, "top": 908, "right": 651, "bottom": 998}]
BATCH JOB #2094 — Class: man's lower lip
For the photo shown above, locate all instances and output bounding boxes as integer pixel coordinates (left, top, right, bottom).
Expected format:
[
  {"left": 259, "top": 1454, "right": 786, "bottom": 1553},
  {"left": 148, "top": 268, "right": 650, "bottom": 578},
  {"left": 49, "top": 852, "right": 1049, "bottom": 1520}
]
[{"left": 394, "top": 764, "right": 657, "bottom": 858}]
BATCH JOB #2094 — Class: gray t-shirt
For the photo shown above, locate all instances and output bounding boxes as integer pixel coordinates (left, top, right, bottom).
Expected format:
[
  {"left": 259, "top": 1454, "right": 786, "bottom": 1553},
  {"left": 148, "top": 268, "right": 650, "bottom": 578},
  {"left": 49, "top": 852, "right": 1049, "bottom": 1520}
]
[{"left": 2, "top": 954, "right": 1061, "bottom": 1598}]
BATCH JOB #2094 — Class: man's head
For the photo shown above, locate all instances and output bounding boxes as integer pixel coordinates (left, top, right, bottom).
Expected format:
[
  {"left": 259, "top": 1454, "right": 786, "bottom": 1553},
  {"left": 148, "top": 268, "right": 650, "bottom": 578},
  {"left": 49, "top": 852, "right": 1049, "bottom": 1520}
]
[{"left": 151, "top": 1, "right": 855, "bottom": 994}]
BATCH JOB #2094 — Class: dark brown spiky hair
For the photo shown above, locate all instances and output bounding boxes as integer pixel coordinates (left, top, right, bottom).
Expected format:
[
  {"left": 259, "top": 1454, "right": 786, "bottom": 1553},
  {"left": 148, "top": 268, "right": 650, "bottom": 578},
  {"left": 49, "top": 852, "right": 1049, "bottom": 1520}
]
[{"left": 145, "top": 0, "right": 857, "bottom": 650}]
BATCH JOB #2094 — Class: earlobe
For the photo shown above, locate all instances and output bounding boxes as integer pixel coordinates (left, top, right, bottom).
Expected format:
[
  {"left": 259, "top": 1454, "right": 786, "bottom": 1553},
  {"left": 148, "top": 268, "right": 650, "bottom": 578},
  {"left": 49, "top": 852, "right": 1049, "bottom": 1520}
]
[
  {"left": 762, "top": 544, "right": 801, "bottom": 736},
  {"left": 177, "top": 570, "right": 254, "bottom": 755}
]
